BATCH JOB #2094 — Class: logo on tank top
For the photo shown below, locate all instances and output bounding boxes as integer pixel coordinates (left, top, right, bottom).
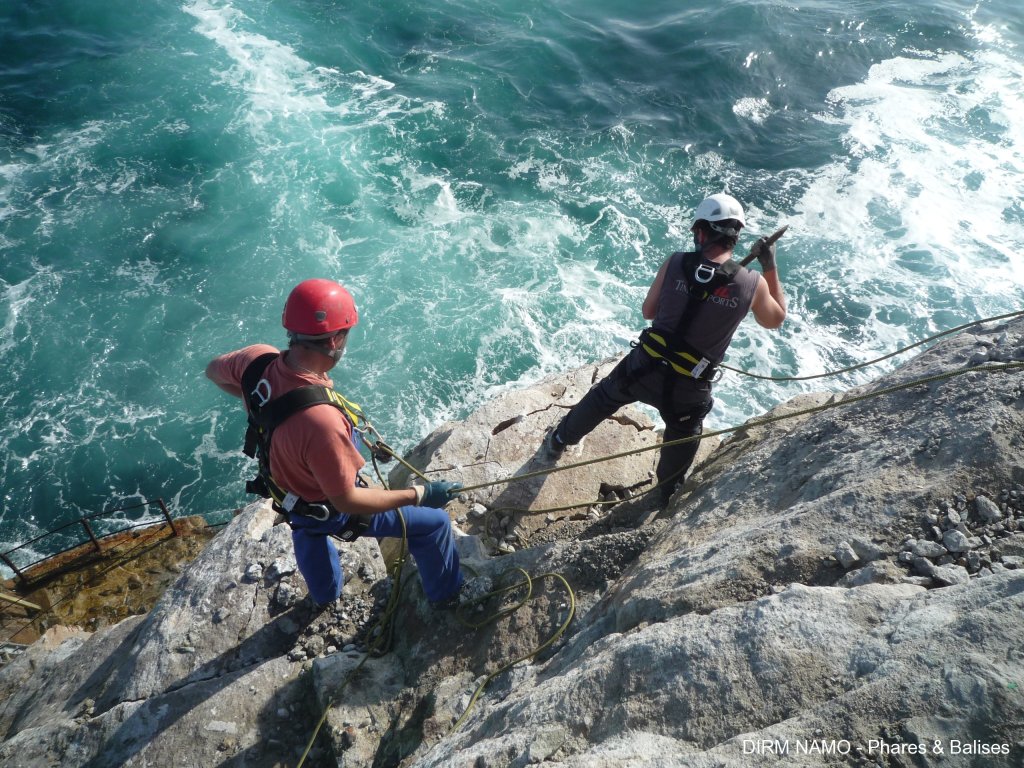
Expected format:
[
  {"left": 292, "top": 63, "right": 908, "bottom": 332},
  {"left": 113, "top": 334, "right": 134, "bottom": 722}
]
[{"left": 709, "top": 285, "right": 739, "bottom": 308}]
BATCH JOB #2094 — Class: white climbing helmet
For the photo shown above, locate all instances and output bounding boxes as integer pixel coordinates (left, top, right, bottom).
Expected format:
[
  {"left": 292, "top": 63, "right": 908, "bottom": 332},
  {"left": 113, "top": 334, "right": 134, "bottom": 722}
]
[{"left": 693, "top": 193, "right": 745, "bottom": 236}]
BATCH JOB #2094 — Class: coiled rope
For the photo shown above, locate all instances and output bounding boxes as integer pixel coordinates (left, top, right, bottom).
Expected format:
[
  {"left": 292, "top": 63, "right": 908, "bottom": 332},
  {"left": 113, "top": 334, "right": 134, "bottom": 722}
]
[
  {"left": 297, "top": 454, "right": 578, "bottom": 766},
  {"left": 449, "top": 569, "right": 576, "bottom": 731}
]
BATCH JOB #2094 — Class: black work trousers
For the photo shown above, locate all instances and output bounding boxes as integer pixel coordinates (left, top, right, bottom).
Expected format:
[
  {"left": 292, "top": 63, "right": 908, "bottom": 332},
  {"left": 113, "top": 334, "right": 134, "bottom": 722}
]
[{"left": 555, "top": 347, "right": 714, "bottom": 492}]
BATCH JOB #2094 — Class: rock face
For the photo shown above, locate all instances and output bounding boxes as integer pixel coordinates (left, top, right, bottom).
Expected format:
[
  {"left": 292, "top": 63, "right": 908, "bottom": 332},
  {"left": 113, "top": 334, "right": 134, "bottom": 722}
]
[
  {"left": 2, "top": 317, "right": 1023, "bottom": 767},
  {"left": 388, "top": 358, "right": 668, "bottom": 549},
  {"left": 0, "top": 507, "right": 391, "bottom": 767}
]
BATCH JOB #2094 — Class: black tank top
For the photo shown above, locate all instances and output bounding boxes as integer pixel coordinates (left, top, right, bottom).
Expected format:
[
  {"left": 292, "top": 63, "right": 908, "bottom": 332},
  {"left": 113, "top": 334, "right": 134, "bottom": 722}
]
[{"left": 651, "top": 251, "right": 760, "bottom": 362}]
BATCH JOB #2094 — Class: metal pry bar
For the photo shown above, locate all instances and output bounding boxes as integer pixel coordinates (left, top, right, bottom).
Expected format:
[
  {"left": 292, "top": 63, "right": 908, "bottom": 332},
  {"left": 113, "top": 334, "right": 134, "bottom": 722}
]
[{"left": 739, "top": 224, "right": 789, "bottom": 267}]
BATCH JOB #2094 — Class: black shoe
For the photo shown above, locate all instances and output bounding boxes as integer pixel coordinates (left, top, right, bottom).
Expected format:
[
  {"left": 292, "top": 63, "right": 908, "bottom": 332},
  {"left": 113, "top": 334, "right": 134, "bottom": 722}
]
[
  {"left": 430, "top": 584, "right": 463, "bottom": 611},
  {"left": 659, "top": 483, "right": 678, "bottom": 507},
  {"left": 543, "top": 428, "right": 567, "bottom": 460}
]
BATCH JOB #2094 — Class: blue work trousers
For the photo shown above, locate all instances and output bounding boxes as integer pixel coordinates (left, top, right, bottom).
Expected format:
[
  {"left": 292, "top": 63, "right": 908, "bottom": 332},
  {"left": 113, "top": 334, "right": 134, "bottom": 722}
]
[{"left": 289, "top": 506, "right": 463, "bottom": 606}]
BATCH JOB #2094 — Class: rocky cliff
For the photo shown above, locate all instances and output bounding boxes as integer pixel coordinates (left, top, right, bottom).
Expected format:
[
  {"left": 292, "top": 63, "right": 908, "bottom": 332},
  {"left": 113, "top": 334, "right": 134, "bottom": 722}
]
[{"left": 1, "top": 317, "right": 1022, "bottom": 768}]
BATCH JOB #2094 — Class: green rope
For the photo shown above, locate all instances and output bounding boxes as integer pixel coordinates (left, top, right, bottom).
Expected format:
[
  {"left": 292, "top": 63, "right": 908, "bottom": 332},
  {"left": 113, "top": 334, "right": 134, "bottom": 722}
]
[
  {"left": 719, "top": 308, "right": 1024, "bottom": 382},
  {"left": 456, "top": 360, "right": 1024, "bottom": 495},
  {"left": 296, "top": 530, "right": 578, "bottom": 763},
  {"left": 449, "top": 570, "right": 576, "bottom": 732}
]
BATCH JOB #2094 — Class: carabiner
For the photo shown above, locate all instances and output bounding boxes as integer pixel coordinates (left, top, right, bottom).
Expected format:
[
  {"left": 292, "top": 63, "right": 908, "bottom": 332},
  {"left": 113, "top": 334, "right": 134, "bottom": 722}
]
[
  {"left": 306, "top": 503, "right": 332, "bottom": 522},
  {"left": 694, "top": 263, "right": 717, "bottom": 284}
]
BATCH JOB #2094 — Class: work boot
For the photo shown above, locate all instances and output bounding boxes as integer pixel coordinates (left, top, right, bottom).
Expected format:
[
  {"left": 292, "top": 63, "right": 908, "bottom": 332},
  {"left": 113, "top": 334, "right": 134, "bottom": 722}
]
[
  {"left": 543, "top": 427, "right": 567, "bottom": 460},
  {"left": 430, "top": 582, "right": 464, "bottom": 611},
  {"left": 659, "top": 482, "right": 678, "bottom": 508},
  {"left": 430, "top": 574, "right": 493, "bottom": 613}
]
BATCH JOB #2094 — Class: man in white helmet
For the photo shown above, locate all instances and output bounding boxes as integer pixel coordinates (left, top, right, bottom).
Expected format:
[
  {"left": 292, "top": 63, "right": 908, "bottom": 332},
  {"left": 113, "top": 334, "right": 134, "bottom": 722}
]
[{"left": 543, "top": 193, "right": 787, "bottom": 503}]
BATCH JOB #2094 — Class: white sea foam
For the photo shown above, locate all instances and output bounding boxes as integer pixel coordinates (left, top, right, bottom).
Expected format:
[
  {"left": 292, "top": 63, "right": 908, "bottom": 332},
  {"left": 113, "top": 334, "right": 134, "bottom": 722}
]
[
  {"left": 790, "top": 46, "right": 1023, "bottom": 370},
  {"left": 6, "top": 0, "right": 1024, "bottom": 543},
  {"left": 811, "top": 47, "right": 1024, "bottom": 278},
  {"left": 733, "top": 97, "right": 773, "bottom": 124},
  {"left": 0, "top": 274, "right": 44, "bottom": 355},
  {"left": 113, "top": 258, "right": 169, "bottom": 297},
  {"left": 184, "top": 1, "right": 339, "bottom": 135}
]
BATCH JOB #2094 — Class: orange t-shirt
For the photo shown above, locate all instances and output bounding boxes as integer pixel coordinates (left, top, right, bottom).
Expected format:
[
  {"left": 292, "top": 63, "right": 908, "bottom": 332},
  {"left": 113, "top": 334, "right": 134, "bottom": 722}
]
[{"left": 209, "top": 344, "right": 365, "bottom": 502}]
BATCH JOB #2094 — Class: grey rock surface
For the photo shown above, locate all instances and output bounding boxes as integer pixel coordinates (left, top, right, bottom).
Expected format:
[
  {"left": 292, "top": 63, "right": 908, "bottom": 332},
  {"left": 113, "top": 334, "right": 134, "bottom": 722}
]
[
  {"left": 1, "top": 317, "right": 1023, "bottom": 767},
  {"left": 388, "top": 358, "right": 672, "bottom": 548},
  {"left": 0, "top": 505, "right": 389, "bottom": 767}
]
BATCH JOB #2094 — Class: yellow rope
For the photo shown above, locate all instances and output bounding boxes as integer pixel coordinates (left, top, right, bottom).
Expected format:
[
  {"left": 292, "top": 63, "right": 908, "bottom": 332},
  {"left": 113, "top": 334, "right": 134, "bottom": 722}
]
[
  {"left": 719, "top": 308, "right": 1024, "bottom": 382},
  {"left": 454, "top": 360, "right": 1024, "bottom": 495},
  {"left": 296, "top": 529, "right": 578, "bottom": 764},
  {"left": 450, "top": 570, "right": 576, "bottom": 732}
]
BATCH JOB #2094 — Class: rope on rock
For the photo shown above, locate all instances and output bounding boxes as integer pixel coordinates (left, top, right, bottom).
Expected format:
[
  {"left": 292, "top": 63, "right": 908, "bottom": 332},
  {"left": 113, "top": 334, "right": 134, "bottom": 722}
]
[
  {"left": 719, "top": 308, "right": 1024, "bottom": 382},
  {"left": 449, "top": 569, "right": 576, "bottom": 732},
  {"left": 360, "top": 311, "right": 1024, "bottom": 506},
  {"left": 453, "top": 360, "right": 1024, "bottom": 496},
  {"left": 297, "top": 465, "right": 578, "bottom": 766}
]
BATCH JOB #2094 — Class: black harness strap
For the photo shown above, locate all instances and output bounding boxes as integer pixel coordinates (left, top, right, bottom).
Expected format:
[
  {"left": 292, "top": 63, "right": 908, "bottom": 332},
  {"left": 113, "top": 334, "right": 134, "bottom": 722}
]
[
  {"left": 241, "top": 352, "right": 279, "bottom": 460},
  {"left": 655, "top": 251, "right": 739, "bottom": 403},
  {"left": 239, "top": 352, "right": 369, "bottom": 540},
  {"left": 667, "top": 252, "right": 739, "bottom": 349}
]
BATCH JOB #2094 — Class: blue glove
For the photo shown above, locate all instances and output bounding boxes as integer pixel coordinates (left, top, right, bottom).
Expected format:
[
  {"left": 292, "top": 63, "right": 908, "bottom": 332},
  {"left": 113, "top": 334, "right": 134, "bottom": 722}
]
[{"left": 415, "top": 481, "right": 462, "bottom": 508}]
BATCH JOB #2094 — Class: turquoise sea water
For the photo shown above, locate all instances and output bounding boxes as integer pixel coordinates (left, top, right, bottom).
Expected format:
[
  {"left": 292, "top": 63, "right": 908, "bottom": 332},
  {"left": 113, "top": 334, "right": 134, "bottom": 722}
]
[{"left": 2, "top": 0, "right": 1023, "bottom": 567}]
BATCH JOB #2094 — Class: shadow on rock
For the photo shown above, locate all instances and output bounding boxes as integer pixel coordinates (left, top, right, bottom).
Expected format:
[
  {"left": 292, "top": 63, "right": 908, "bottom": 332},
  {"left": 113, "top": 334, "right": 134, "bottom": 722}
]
[{"left": 75, "top": 604, "right": 315, "bottom": 768}]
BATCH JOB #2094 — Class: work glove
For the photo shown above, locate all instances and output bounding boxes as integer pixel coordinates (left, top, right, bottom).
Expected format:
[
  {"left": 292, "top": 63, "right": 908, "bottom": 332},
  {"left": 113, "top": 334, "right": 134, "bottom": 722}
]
[
  {"left": 751, "top": 237, "right": 777, "bottom": 272},
  {"left": 413, "top": 480, "right": 462, "bottom": 508}
]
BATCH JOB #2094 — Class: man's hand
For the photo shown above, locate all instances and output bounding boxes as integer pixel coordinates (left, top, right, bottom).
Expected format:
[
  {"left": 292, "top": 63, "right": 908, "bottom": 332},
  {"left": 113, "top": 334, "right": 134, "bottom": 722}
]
[
  {"left": 751, "top": 237, "right": 777, "bottom": 272},
  {"left": 414, "top": 481, "right": 462, "bottom": 508}
]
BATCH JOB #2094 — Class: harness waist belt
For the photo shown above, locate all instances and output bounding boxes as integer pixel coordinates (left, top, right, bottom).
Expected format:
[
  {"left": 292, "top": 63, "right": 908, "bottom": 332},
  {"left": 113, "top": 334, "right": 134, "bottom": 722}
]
[
  {"left": 245, "top": 474, "right": 370, "bottom": 540},
  {"left": 638, "top": 328, "right": 719, "bottom": 381}
]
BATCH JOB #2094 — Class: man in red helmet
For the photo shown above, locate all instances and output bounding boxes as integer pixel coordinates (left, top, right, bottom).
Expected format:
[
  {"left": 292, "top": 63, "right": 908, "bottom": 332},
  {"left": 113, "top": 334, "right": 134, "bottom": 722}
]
[
  {"left": 543, "top": 194, "right": 787, "bottom": 504},
  {"left": 206, "top": 278, "right": 464, "bottom": 608}
]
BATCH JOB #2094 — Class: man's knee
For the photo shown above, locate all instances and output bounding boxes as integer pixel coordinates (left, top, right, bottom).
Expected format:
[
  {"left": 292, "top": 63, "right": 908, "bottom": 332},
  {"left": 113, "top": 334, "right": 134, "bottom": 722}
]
[
  {"left": 406, "top": 505, "right": 453, "bottom": 534},
  {"left": 665, "top": 398, "right": 713, "bottom": 433}
]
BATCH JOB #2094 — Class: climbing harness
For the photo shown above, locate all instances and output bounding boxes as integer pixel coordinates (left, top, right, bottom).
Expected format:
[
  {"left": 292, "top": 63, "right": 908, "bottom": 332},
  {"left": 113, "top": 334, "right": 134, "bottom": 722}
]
[
  {"left": 240, "top": 352, "right": 372, "bottom": 539},
  {"left": 633, "top": 250, "right": 748, "bottom": 388}
]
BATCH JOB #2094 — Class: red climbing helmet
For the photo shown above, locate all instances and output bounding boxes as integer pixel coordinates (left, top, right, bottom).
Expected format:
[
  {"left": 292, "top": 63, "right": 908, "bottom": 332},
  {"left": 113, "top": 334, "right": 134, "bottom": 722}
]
[{"left": 282, "top": 279, "right": 359, "bottom": 339}]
